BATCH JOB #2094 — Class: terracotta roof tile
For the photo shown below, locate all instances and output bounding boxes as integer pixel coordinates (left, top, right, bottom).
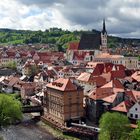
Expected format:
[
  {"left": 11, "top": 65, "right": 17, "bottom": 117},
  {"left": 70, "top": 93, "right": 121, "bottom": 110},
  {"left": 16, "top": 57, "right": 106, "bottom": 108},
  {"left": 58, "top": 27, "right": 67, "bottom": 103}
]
[
  {"left": 126, "top": 90, "right": 140, "bottom": 102},
  {"left": 7, "top": 76, "right": 21, "bottom": 86},
  {"left": 131, "top": 71, "right": 140, "bottom": 82},
  {"left": 77, "top": 72, "right": 91, "bottom": 82},
  {"left": 73, "top": 51, "right": 86, "bottom": 61},
  {"left": 68, "top": 42, "right": 79, "bottom": 50},
  {"left": 111, "top": 100, "right": 133, "bottom": 113},
  {"left": 102, "top": 93, "right": 117, "bottom": 103},
  {"left": 101, "top": 79, "right": 124, "bottom": 89},
  {"left": 89, "top": 88, "right": 113, "bottom": 100},
  {"left": 96, "top": 53, "right": 124, "bottom": 59},
  {"left": 89, "top": 87, "right": 124, "bottom": 101},
  {"left": 47, "top": 78, "right": 77, "bottom": 91}
]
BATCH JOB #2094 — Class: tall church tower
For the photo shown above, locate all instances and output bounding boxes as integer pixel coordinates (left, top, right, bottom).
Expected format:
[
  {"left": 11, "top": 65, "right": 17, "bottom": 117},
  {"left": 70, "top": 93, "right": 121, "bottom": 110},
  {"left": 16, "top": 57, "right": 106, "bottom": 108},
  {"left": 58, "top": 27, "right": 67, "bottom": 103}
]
[{"left": 100, "top": 19, "right": 108, "bottom": 53}]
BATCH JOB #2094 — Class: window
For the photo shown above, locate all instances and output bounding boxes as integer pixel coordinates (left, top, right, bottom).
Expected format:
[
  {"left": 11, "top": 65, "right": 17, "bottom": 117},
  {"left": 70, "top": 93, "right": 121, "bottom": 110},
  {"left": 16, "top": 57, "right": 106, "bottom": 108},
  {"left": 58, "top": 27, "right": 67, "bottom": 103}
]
[
  {"left": 135, "top": 114, "right": 138, "bottom": 119},
  {"left": 135, "top": 108, "right": 138, "bottom": 111},
  {"left": 130, "top": 114, "right": 133, "bottom": 118}
]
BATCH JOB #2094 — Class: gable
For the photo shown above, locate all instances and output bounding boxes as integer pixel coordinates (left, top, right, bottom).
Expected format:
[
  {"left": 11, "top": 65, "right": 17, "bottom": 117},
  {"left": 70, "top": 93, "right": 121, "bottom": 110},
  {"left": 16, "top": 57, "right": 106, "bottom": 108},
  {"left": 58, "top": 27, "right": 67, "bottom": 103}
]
[{"left": 129, "top": 102, "right": 140, "bottom": 113}]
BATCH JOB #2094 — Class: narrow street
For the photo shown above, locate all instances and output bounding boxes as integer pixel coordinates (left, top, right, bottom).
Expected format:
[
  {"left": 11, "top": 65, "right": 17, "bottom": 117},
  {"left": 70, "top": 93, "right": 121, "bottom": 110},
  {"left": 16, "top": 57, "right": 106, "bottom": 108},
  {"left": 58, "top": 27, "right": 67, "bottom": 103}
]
[{"left": 0, "top": 114, "right": 55, "bottom": 140}]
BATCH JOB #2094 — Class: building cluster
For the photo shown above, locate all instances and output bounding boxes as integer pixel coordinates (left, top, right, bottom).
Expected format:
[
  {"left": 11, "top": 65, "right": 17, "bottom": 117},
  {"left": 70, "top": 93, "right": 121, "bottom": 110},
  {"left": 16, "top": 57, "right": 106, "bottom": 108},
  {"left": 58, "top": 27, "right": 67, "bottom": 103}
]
[{"left": 0, "top": 20, "right": 140, "bottom": 130}]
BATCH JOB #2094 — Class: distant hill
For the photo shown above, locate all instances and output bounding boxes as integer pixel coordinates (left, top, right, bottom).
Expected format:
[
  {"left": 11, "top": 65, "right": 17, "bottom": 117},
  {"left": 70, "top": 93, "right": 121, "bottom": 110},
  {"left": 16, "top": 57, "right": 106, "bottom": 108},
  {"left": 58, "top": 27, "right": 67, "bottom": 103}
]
[{"left": 0, "top": 28, "right": 140, "bottom": 51}]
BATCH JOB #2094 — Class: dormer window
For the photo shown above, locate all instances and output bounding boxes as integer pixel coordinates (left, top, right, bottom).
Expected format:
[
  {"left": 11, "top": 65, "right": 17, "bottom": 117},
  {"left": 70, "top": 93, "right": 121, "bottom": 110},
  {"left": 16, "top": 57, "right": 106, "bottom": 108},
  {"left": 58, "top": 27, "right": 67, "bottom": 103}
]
[
  {"left": 15, "top": 53, "right": 20, "bottom": 58},
  {"left": 2, "top": 53, "right": 8, "bottom": 57}
]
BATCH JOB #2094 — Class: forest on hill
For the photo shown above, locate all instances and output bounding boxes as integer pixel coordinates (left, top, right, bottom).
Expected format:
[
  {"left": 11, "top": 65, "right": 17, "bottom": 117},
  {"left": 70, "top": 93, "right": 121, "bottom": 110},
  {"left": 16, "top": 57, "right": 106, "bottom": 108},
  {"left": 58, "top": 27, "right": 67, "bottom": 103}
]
[{"left": 0, "top": 28, "right": 140, "bottom": 51}]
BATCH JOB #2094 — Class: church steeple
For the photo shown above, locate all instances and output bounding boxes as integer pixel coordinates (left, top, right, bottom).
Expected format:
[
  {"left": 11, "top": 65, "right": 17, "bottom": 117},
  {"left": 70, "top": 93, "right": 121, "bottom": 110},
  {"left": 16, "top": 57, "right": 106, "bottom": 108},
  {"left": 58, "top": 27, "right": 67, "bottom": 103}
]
[
  {"left": 102, "top": 19, "right": 107, "bottom": 35},
  {"left": 100, "top": 19, "right": 108, "bottom": 53}
]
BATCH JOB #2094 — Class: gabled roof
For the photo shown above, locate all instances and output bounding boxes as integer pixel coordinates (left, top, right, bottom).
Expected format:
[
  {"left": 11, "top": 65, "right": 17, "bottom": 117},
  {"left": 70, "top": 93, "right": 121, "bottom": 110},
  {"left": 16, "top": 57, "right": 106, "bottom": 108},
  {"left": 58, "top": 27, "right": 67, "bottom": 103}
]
[
  {"left": 111, "top": 70, "right": 126, "bottom": 80},
  {"left": 101, "top": 73, "right": 111, "bottom": 82},
  {"left": 111, "top": 100, "right": 133, "bottom": 113},
  {"left": 126, "top": 90, "right": 140, "bottom": 102},
  {"left": 89, "top": 88, "right": 113, "bottom": 100},
  {"left": 92, "top": 63, "right": 105, "bottom": 76},
  {"left": 73, "top": 51, "right": 86, "bottom": 61},
  {"left": 113, "top": 88, "right": 124, "bottom": 94},
  {"left": 92, "top": 63, "right": 118, "bottom": 76},
  {"left": 7, "top": 76, "right": 21, "bottom": 87},
  {"left": 102, "top": 93, "right": 117, "bottom": 103},
  {"left": 89, "top": 87, "right": 124, "bottom": 101},
  {"left": 131, "top": 71, "right": 140, "bottom": 82},
  {"left": 101, "top": 79, "right": 124, "bottom": 89},
  {"left": 47, "top": 78, "right": 77, "bottom": 91},
  {"left": 21, "top": 82, "right": 36, "bottom": 89},
  {"left": 77, "top": 72, "right": 91, "bottom": 82},
  {"left": 68, "top": 42, "right": 79, "bottom": 50},
  {"left": 78, "top": 32, "right": 101, "bottom": 50}
]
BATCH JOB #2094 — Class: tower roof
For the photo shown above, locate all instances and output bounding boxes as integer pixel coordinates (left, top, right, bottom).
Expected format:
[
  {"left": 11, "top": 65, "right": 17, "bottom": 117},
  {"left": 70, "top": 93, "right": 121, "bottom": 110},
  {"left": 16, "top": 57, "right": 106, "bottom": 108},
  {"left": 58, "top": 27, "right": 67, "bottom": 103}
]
[{"left": 102, "top": 19, "right": 107, "bottom": 35}]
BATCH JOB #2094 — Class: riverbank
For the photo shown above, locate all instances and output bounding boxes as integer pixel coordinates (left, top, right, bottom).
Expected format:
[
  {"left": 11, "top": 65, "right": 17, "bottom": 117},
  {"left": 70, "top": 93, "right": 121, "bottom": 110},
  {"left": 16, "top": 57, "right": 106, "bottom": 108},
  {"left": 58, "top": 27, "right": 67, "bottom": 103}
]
[
  {"left": 0, "top": 114, "right": 79, "bottom": 140},
  {"left": 0, "top": 114, "right": 54, "bottom": 140},
  {"left": 37, "top": 121, "right": 80, "bottom": 140}
]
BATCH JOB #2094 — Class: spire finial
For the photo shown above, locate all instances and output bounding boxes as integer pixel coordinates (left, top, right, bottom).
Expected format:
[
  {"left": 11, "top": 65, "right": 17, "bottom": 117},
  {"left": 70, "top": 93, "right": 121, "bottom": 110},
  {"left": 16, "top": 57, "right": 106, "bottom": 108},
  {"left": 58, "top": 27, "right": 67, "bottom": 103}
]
[{"left": 102, "top": 19, "right": 107, "bottom": 35}]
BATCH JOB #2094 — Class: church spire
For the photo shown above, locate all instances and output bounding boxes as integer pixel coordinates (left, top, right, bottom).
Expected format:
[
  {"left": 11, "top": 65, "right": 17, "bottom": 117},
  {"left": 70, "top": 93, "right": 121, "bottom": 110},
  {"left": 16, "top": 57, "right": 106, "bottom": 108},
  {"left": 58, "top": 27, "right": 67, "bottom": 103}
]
[
  {"left": 102, "top": 19, "right": 107, "bottom": 35},
  {"left": 100, "top": 19, "right": 108, "bottom": 53}
]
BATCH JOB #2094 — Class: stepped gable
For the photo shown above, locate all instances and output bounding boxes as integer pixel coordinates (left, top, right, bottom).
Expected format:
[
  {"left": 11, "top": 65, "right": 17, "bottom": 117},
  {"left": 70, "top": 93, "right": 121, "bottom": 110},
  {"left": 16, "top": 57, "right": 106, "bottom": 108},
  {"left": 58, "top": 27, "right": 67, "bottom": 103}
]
[{"left": 78, "top": 32, "right": 101, "bottom": 50}]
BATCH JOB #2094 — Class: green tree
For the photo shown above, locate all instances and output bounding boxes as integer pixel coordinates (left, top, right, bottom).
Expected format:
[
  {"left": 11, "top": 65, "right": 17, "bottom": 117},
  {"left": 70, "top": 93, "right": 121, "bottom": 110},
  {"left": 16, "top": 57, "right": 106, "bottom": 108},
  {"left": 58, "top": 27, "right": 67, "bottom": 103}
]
[
  {"left": 131, "top": 121, "right": 140, "bottom": 140},
  {"left": 0, "top": 94, "right": 22, "bottom": 127},
  {"left": 99, "top": 112, "right": 131, "bottom": 140},
  {"left": 58, "top": 45, "right": 64, "bottom": 52},
  {"left": 5, "top": 61, "right": 17, "bottom": 70}
]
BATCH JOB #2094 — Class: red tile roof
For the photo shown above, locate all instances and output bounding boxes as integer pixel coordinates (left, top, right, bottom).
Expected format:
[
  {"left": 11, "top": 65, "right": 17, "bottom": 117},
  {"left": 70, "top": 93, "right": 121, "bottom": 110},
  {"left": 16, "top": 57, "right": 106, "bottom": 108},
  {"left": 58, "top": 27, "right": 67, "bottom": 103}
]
[
  {"left": 77, "top": 72, "right": 91, "bottom": 82},
  {"left": 68, "top": 42, "right": 79, "bottom": 50},
  {"left": 89, "top": 87, "right": 124, "bottom": 101},
  {"left": 89, "top": 88, "right": 113, "bottom": 100},
  {"left": 102, "top": 93, "right": 118, "bottom": 103},
  {"left": 126, "top": 90, "right": 140, "bottom": 102},
  {"left": 92, "top": 63, "right": 126, "bottom": 76},
  {"left": 47, "top": 78, "right": 77, "bottom": 91},
  {"left": 131, "top": 71, "right": 140, "bottom": 82},
  {"left": 73, "top": 51, "right": 86, "bottom": 61},
  {"left": 7, "top": 76, "right": 21, "bottom": 87},
  {"left": 101, "top": 79, "right": 124, "bottom": 89},
  {"left": 111, "top": 100, "right": 133, "bottom": 113},
  {"left": 21, "top": 82, "right": 36, "bottom": 89},
  {"left": 111, "top": 70, "right": 126, "bottom": 80}
]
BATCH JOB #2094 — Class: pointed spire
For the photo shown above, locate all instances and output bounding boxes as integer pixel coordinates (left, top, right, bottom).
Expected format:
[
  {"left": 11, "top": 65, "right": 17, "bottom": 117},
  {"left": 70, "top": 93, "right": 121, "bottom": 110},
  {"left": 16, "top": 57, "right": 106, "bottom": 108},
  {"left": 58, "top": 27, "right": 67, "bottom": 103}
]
[{"left": 102, "top": 19, "right": 107, "bottom": 35}]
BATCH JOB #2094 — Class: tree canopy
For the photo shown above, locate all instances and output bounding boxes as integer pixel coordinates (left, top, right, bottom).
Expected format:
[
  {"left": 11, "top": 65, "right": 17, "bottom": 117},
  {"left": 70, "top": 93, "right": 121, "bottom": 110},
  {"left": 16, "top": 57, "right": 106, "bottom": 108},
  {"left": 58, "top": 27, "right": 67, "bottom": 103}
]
[
  {"left": 99, "top": 112, "right": 131, "bottom": 140},
  {"left": 5, "top": 61, "right": 17, "bottom": 70},
  {"left": 0, "top": 94, "right": 22, "bottom": 127},
  {"left": 131, "top": 121, "right": 140, "bottom": 140}
]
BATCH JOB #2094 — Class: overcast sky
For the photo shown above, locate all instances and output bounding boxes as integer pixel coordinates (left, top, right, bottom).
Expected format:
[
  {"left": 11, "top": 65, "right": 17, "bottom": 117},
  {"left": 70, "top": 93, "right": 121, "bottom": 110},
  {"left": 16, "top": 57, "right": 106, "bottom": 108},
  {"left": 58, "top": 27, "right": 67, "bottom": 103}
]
[{"left": 0, "top": 0, "right": 140, "bottom": 38}]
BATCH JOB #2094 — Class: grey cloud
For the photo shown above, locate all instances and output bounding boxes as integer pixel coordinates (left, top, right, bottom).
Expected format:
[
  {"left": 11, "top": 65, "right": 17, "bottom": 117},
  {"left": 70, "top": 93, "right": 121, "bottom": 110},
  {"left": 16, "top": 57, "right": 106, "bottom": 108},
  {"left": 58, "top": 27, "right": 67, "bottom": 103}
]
[
  {"left": 17, "top": 0, "right": 140, "bottom": 37},
  {"left": 18, "top": 0, "right": 63, "bottom": 6}
]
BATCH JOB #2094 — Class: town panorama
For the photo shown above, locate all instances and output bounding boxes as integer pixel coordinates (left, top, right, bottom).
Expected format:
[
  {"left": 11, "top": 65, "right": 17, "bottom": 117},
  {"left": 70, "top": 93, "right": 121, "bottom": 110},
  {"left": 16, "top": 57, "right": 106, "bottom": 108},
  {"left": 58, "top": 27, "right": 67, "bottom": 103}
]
[{"left": 0, "top": 0, "right": 140, "bottom": 140}]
